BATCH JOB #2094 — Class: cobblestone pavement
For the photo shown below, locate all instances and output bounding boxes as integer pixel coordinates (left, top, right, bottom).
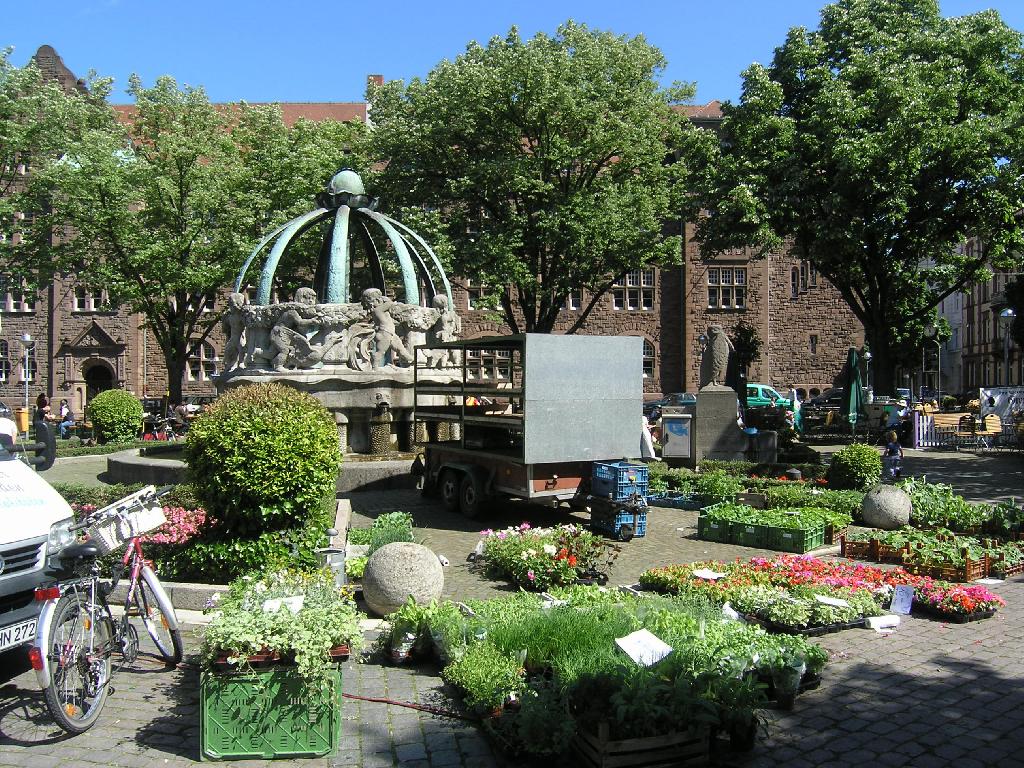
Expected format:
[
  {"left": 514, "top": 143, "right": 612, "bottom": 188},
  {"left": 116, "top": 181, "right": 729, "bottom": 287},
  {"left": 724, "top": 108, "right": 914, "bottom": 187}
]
[{"left": 1, "top": 447, "right": 1021, "bottom": 765}]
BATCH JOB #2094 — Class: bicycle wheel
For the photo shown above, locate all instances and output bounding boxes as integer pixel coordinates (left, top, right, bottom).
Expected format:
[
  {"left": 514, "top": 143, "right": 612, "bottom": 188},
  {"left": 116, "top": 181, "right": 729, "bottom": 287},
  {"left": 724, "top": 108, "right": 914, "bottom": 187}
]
[
  {"left": 42, "top": 592, "right": 113, "bottom": 734},
  {"left": 134, "top": 566, "right": 182, "bottom": 666}
]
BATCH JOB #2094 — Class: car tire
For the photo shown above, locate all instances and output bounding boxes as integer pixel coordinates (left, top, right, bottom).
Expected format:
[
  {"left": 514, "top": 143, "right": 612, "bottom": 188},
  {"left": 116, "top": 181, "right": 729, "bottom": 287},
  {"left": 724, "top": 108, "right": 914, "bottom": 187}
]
[
  {"left": 460, "top": 475, "right": 485, "bottom": 519},
  {"left": 440, "top": 470, "right": 461, "bottom": 513}
]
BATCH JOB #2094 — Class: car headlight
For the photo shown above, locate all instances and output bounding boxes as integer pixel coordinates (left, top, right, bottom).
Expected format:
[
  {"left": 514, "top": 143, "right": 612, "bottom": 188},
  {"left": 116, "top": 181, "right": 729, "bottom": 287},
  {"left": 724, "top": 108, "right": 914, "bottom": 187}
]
[{"left": 47, "top": 516, "right": 76, "bottom": 554}]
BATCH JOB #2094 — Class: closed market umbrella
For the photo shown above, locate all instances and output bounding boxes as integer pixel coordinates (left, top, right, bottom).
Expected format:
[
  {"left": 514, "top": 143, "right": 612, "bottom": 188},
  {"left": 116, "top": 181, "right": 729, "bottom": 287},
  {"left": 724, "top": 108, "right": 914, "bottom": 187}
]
[{"left": 842, "top": 347, "right": 865, "bottom": 429}]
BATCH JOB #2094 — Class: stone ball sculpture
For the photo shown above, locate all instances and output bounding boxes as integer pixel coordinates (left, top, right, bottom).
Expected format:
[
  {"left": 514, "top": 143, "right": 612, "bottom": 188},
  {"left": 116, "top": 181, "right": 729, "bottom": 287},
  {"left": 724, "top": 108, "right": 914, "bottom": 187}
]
[
  {"left": 700, "top": 324, "right": 735, "bottom": 388},
  {"left": 362, "top": 541, "right": 444, "bottom": 617},
  {"left": 861, "top": 485, "right": 912, "bottom": 530}
]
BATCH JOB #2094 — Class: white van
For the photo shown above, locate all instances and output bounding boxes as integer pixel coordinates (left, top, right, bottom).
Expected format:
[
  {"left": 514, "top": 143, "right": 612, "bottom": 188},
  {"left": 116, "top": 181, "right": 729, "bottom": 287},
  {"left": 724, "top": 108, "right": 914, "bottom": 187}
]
[{"left": 0, "top": 419, "right": 72, "bottom": 654}]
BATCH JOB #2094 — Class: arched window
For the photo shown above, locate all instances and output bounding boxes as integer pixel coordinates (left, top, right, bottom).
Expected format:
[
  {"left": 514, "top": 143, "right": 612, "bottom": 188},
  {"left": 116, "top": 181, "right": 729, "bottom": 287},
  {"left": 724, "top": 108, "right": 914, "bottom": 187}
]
[
  {"left": 791, "top": 268, "right": 799, "bottom": 299},
  {"left": 187, "top": 341, "right": 219, "bottom": 382},
  {"left": 642, "top": 339, "right": 655, "bottom": 378}
]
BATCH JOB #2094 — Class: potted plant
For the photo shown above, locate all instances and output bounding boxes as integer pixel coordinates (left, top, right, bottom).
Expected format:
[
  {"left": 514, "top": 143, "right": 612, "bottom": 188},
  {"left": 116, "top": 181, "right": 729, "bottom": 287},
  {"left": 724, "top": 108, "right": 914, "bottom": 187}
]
[{"left": 199, "top": 568, "right": 365, "bottom": 760}]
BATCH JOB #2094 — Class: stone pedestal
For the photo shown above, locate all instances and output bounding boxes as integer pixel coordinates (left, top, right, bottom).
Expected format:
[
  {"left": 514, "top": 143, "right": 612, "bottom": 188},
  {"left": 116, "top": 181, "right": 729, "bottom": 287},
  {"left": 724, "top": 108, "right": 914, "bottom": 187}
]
[{"left": 693, "top": 385, "right": 749, "bottom": 467}]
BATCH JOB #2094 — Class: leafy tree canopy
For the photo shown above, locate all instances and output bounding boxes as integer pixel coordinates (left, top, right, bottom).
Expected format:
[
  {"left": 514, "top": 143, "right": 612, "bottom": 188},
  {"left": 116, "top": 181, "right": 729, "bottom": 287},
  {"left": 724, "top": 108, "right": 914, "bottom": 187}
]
[
  {"left": 14, "top": 73, "right": 367, "bottom": 400},
  {"left": 693, "top": 0, "right": 1024, "bottom": 392},
  {"left": 368, "top": 20, "right": 704, "bottom": 333}
]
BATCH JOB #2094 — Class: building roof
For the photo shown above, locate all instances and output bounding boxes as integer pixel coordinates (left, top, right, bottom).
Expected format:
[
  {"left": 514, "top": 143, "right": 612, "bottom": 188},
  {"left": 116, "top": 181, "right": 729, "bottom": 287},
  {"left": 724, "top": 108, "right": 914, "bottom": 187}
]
[
  {"left": 112, "top": 102, "right": 367, "bottom": 125},
  {"left": 676, "top": 101, "right": 723, "bottom": 120}
]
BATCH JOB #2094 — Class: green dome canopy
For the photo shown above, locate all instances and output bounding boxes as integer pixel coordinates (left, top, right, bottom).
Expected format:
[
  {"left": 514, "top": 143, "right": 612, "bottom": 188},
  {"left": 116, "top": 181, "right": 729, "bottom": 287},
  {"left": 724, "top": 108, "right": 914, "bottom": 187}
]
[{"left": 235, "top": 169, "right": 452, "bottom": 307}]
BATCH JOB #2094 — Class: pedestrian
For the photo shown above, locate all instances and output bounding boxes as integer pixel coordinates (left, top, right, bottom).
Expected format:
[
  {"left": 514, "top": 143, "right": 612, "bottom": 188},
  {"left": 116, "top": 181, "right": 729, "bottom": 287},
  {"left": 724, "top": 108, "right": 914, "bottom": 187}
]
[
  {"left": 35, "top": 392, "right": 52, "bottom": 423},
  {"left": 58, "top": 398, "right": 75, "bottom": 439},
  {"left": 882, "top": 429, "right": 903, "bottom": 480}
]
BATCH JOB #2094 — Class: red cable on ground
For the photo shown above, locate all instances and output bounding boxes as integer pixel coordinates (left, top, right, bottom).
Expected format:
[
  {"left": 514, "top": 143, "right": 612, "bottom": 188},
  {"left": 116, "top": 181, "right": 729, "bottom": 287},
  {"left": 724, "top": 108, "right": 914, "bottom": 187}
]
[{"left": 341, "top": 692, "right": 480, "bottom": 722}]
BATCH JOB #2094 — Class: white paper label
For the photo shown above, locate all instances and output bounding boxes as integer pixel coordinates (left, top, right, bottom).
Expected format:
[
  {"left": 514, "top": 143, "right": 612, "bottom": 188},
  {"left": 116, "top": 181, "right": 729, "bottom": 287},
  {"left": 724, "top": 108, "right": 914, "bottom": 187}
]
[
  {"left": 692, "top": 568, "right": 727, "bottom": 580},
  {"left": 813, "top": 594, "right": 850, "bottom": 608},
  {"left": 615, "top": 629, "right": 673, "bottom": 666}
]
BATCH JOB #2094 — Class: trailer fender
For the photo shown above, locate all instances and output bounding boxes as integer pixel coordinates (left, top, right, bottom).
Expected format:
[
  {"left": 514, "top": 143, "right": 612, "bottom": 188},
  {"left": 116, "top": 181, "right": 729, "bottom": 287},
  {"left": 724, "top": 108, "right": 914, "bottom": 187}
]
[{"left": 436, "top": 462, "right": 493, "bottom": 495}]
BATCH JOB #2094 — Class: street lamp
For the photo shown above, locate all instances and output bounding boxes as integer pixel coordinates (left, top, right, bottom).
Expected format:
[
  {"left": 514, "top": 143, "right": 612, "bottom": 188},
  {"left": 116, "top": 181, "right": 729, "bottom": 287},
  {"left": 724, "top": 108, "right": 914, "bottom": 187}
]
[
  {"left": 20, "top": 332, "right": 33, "bottom": 435},
  {"left": 923, "top": 325, "right": 939, "bottom": 399},
  {"left": 1000, "top": 309, "right": 1016, "bottom": 387}
]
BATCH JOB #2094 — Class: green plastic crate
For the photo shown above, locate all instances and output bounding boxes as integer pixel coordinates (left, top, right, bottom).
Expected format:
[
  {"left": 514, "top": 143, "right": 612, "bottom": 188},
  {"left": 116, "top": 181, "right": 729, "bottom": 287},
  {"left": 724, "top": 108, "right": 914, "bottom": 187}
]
[
  {"left": 767, "top": 526, "right": 826, "bottom": 554},
  {"left": 696, "top": 516, "right": 731, "bottom": 543},
  {"left": 200, "top": 666, "right": 341, "bottom": 761},
  {"left": 729, "top": 522, "right": 769, "bottom": 548}
]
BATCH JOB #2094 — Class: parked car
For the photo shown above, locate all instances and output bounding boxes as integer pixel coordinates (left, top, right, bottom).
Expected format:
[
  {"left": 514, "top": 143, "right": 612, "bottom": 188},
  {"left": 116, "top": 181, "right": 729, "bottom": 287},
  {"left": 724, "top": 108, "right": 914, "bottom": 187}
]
[
  {"left": 745, "top": 383, "right": 787, "bottom": 408},
  {"left": 184, "top": 395, "right": 217, "bottom": 414},
  {"left": 643, "top": 392, "right": 696, "bottom": 422},
  {"left": 808, "top": 387, "right": 847, "bottom": 407}
]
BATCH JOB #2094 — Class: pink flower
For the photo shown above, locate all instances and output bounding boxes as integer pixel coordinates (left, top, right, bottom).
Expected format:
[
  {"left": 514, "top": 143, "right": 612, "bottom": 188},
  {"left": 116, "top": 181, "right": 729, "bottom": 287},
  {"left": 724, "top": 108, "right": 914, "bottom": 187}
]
[
  {"left": 496, "top": 532, "right": 507, "bottom": 540},
  {"left": 480, "top": 529, "right": 493, "bottom": 536},
  {"left": 527, "top": 570, "right": 535, "bottom": 581},
  {"left": 519, "top": 522, "right": 532, "bottom": 531}
]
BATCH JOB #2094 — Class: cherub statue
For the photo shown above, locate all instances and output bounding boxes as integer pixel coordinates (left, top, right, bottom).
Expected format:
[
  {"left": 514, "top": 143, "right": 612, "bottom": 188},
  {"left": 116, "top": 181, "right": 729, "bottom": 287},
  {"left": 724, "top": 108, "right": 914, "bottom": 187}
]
[
  {"left": 221, "top": 292, "right": 246, "bottom": 372},
  {"left": 426, "top": 294, "right": 461, "bottom": 368},
  {"left": 361, "top": 288, "right": 413, "bottom": 369}
]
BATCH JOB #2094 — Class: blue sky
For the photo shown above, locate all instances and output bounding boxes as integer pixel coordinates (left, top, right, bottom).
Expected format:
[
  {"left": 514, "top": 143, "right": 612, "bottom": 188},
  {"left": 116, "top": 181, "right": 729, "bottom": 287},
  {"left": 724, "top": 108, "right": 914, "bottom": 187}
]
[{"left": 7, "top": 1, "right": 1024, "bottom": 105}]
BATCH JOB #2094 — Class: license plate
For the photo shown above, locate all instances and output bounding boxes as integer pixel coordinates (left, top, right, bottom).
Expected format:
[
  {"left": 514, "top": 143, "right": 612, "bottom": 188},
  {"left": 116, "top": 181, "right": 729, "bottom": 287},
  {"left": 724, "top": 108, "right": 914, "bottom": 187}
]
[{"left": 0, "top": 618, "right": 37, "bottom": 652}]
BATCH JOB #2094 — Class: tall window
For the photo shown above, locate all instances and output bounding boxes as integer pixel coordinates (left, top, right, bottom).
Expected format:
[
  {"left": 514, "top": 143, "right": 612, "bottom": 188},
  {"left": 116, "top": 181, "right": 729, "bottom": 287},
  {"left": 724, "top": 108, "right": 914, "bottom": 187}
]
[
  {"left": 466, "top": 347, "right": 511, "bottom": 380},
  {"left": 74, "top": 287, "right": 106, "bottom": 312},
  {"left": 22, "top": 346, "right": 36, "bottom": 383},
  {"left": 0, "top": 274, "right": 35, "bottom": 312},
  {"left": 0, "top": 341, "right": 9, "bottom": 383},
  {"left": 809, "top": 334, "right": 819, "bottom": 355},
  {"left": 800, "top": 262, "right": 809, "bottom": 292},
  {"left": 708, "top": 267, "right": 746, "bottom": 309},
  {"left": 466, "top": 280, "right": 489, "bottom": 310},
  {"left": 642, "top": 339, "right": 655, "bottom": 378},
  {"left": 564, "top": 289, "right": 583, "bottom": 311},
  {"left": 613, "top": 269, "right": 654, "bottom": 310},
  {"left": 187, "top": 341, "right": 218, "bottom": 382}
]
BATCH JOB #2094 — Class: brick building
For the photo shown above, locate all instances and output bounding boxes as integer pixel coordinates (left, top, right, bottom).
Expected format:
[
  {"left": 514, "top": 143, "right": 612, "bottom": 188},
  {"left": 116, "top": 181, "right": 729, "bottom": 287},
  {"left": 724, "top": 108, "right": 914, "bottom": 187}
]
[{"left": 0, "top": 46, "right": 863, "bottom": 420}]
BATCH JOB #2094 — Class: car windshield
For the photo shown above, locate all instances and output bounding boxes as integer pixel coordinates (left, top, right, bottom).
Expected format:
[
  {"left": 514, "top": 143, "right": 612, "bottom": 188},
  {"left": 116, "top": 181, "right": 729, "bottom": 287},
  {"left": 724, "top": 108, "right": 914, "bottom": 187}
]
[{"left": 765, "top": 388, "right": 784, "bottom": 401}]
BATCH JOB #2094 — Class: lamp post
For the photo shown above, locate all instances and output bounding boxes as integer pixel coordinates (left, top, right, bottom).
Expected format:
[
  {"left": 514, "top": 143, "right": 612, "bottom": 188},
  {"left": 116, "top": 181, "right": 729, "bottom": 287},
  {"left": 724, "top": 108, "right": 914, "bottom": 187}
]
[
  {"left": 923, "top": 325, "right": 938, "bottom": 399},
  {"left": 863, "top": 350, "right": 872, "bottom": 392},
  {"left": 20, "top": 332, "right": 33, "bottom": 435},
  {"left": 1000, "top": 309, "right": 1016, "bottom": 387}
]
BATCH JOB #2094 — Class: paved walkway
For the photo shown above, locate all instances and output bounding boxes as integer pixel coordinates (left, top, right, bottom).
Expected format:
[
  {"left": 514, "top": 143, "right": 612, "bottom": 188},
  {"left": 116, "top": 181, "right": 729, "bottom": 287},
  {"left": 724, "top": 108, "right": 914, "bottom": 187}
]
[{"left": 1, "top": 447, "right": 1022, "bottom": 765}]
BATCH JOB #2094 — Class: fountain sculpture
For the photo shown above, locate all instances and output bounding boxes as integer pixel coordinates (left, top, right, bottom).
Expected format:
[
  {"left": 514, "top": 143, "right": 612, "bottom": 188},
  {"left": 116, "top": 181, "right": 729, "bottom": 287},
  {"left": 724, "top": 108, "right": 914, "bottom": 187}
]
[{"left": 216, "top": 170, "right": 462, "bottom": 454}]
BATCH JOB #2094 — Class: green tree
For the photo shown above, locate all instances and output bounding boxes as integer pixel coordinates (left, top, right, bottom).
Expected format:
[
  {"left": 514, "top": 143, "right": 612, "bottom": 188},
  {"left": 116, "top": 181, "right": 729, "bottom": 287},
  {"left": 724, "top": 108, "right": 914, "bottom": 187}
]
[
  {"left": 693, "top": 0, "right": 1024, "bottom": 393},
  {"left": 368, "top": 21, "right": 702, "bottom": 333},
  {"left": 0, "top": 48, "right": 112, "bottom": 282},
  {"left": 17, "top": 75, "right": 367, "bottom": 401}
]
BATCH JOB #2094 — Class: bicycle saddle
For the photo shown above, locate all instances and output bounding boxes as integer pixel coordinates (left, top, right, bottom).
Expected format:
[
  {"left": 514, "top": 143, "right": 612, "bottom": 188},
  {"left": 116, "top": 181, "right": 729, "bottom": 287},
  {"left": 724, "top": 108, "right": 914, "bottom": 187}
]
[{"left": 58, "top": 541, "right": 103, "bottom": 561}]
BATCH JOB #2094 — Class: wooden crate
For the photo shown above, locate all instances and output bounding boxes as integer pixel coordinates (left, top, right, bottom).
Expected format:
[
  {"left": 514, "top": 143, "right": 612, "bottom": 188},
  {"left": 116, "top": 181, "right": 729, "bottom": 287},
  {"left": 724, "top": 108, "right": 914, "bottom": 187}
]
[
  {"left": 839, "top": 537, "right": 874, "bottom": 561},
  {"left": 825, "top": 525, "right": 849, "bottom": 546},
  {"left": 572, "top": 722, "right": 709, "bottom": 768},
  {"left": 904, "top": 555, "right": 989, "bottom": 583}
]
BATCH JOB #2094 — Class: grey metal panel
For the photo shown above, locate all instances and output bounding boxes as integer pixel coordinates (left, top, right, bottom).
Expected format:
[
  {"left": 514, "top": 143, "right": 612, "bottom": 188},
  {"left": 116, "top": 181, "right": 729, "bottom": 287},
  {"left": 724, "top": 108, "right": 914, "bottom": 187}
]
[{"left": 522, "top": 334, "right": 642, "bottom": 464}]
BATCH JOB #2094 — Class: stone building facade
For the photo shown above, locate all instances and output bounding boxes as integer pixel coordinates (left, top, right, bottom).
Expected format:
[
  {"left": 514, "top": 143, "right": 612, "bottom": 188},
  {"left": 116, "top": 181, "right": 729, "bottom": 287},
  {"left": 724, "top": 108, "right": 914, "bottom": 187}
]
[{"left": 0, "top": 46, "right": 863, "bottom": 420}]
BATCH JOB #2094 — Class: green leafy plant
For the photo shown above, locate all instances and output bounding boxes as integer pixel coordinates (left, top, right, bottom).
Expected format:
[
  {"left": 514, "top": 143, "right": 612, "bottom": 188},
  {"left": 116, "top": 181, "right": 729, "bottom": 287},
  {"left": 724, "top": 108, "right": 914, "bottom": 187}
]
[
  {"left": 345, "top": 556, "right": 367, "bottom": 579},
  {"left": 827, "top": 443, "right": 882, "bottom": 490},
  {"left": 201, "top": 568, "right": 364, "bottom": 695},
  {"left": 367, "top": 511, "right": 415, "bottom": 554},
  {"left": 441, "top": 642, "right": 524, "bottom": 713},
  {"left": 86, "top": 389, "right": 144, "bottom": 444},
  {"left": 694, "top": 470, "right": 745, "bottom": 503},
  {"left": 182, "top": 383, "right": 341, "bottom": 581},
  {"left": 896, "top": 478, "right": 990, "bottom": 531}
]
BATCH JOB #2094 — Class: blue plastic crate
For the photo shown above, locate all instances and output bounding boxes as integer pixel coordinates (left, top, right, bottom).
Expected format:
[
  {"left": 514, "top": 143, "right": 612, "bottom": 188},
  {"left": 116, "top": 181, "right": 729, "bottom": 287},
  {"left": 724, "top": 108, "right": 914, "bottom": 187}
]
[
  {"left": 592, "top": 461, "right": 649, "bottom": 501},
  {"left": 592, "top": 506, "right": 647, "bottom": 540}
]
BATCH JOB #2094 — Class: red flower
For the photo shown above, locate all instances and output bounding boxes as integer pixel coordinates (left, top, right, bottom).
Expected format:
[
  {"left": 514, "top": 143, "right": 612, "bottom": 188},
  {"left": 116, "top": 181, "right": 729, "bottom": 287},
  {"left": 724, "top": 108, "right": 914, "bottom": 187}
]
[{"left": 568, "top": 555, "right": 577, "bottom": 567}]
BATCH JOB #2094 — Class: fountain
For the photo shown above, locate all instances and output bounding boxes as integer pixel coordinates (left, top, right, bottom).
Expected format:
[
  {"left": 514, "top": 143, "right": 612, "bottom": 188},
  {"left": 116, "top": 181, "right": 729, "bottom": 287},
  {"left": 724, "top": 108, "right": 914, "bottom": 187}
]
[{"left": 216, "top": 170, "right": 463, "bottom": 456}]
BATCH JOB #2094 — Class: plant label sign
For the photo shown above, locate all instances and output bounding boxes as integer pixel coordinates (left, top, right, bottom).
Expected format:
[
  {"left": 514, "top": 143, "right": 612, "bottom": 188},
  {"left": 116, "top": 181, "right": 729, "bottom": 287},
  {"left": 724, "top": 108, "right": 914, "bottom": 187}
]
[
  {"left": 890, "top": 585, "right": 914, "bottom": 615},
  {"left": 615, "top": 629, "right": 672, "bottom": 666}
]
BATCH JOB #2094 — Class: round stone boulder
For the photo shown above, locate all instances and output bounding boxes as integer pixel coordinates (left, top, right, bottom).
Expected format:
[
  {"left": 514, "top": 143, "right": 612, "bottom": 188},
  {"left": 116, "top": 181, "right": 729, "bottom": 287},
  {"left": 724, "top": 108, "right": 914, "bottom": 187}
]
[
  {"left": 861, "top": 485, "right": 912, "bottom": 530},
  {"left": 362, "top": 542, "right": 444, "bottom": 617}
]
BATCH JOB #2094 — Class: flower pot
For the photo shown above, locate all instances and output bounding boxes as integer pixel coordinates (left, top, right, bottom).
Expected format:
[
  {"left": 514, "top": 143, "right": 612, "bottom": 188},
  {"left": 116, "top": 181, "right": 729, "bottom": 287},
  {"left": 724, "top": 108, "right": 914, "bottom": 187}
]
[
  {"left": 328, "top": 644, "right": 351, "bottom": 662},
  {"left": 728, "top": 720, "right": 757, "bottom": 751}
]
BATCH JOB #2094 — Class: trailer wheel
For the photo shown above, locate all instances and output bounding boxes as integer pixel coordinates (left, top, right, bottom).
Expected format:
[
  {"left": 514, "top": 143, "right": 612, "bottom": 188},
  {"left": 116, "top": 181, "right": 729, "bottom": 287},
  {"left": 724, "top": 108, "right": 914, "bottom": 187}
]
[
  {"left": 460, "top": 475, "right": 484, "bottom": 519},
  {"left": 440, "top": 470, "right": 461, "bottom": 513},
  {"left": 617, "top": 523, "right": 635, "bottom": 542}
]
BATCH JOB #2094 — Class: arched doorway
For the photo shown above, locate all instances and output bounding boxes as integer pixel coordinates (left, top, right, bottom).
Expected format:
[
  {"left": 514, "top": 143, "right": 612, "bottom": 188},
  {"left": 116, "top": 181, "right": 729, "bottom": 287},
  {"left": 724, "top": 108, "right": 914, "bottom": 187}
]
[{"left": 84, "top": 363, "right": 114, "bottom": 403}]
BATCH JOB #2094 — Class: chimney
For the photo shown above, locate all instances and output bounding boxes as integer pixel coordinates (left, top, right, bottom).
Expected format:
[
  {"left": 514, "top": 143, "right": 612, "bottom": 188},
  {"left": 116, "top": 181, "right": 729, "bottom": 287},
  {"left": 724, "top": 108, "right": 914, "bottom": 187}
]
[{"left": 367, "top": 74, "right": 384, "bottom": 89}]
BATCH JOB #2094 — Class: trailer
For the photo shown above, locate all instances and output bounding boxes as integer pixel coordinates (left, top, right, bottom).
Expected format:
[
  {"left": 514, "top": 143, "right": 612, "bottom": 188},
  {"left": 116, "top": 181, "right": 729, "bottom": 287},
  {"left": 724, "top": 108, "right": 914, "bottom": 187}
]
[{"left": 414, "top": 334, "right": 643, "bottom": 527}]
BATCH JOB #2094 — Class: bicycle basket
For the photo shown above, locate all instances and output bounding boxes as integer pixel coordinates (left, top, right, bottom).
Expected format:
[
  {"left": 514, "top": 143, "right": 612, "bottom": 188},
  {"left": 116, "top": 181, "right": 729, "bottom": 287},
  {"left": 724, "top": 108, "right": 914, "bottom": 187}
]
[{"left": 86, "top": 505, "right": 167, "bottom": 554}]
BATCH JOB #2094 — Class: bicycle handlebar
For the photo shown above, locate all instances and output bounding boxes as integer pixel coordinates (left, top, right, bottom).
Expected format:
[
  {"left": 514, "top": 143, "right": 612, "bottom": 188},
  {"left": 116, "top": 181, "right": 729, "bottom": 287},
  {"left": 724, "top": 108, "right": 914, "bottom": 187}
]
[{"left": 74, "top": 484, "right": 170, "bottom": 529}]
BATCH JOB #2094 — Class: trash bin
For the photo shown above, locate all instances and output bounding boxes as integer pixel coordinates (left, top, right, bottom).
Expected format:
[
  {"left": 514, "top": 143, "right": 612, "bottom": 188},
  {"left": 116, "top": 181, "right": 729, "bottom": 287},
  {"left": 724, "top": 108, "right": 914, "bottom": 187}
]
[{"left": 14, "top": 408, "right": 29, "bottom": 433}]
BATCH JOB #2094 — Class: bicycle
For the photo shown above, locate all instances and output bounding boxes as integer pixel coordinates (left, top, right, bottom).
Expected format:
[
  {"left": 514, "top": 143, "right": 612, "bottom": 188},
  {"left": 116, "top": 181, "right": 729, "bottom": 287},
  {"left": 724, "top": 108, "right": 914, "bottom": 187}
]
[{"left": 29, "top": 485, "right": 182, "bottom": 734}]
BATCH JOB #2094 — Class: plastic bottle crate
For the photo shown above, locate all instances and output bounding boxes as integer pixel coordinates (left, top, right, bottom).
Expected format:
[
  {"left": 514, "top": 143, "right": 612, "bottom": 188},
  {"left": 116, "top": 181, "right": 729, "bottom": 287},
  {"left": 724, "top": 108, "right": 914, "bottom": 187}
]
[
  {"left": 729, "top": 521, "right": 769, "bottom": 548},
  {"left": 696, "top": 516, "right": 731, "bottom": 543},
  {"left": 200, "top": 666, "right": 341, "bottom": 761},
  {"left": 592, "top": 506, "right": 647, "bottom": 539},
  {"left": 767, "top": 525, "right": 826, "bottom": 554},
  {"left": 592, "top": 461, "right": 649, "bottom": 501}
]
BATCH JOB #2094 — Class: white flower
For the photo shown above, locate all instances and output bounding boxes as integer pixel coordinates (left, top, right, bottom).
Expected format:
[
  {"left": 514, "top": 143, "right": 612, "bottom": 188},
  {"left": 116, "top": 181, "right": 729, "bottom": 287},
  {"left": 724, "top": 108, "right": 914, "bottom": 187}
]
[
  {"left": 254, "top": 583, "right": 267, "bottom": 594},
  {"left": 543, "top": 544, "right": 557, "bottom": 556}
]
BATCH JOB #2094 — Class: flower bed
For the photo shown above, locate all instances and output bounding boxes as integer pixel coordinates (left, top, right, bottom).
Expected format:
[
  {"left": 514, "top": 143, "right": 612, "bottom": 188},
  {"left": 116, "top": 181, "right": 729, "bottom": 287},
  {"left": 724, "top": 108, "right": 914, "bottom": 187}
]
[
  {"left": 639, "top": 555, "right": 1005, "bottom": 624},
  {"left": 479, "top": 523, "right": 614, "bottom": 590}
]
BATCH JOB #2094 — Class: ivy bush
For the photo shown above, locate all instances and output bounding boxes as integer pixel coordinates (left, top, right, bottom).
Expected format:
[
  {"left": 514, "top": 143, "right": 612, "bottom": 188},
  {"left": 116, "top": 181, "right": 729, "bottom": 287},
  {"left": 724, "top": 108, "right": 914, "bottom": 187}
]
[
  {"left": 87, "top": 389, "right": 144, "bottom": 444},
  {"left": 826, "top": 443, "right": 881, "bottom": 490},
  {"left": 181, "top": 382, "right": 342, "bottom": 582}
]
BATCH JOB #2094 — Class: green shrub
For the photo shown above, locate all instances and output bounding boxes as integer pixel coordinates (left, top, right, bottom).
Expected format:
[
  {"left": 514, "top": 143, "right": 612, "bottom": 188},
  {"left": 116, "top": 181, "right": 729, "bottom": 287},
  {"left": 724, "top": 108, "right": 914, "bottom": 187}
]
[
  {"left": 826, "top": 443, "right": 882, "bottom": 490},
  {"left": 699, "top": 460, "right": 756, "bottom": 476},
  {"left": 694, "top": 470, "right": 744, "bottom": 502},
  {"left": 86, "top": 389, "right": 144, "bottom": 444},
  {"left": 941, "top": 395, "right": 958, "bottom": 411},
  {"left": 182, "top": 382, "right": 342, "bottom": 581}
]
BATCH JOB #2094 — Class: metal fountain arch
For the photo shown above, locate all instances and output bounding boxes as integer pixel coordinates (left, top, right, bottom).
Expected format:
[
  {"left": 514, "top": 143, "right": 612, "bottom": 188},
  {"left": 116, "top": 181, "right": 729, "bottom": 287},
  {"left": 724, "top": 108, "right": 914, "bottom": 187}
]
[{"left": 234, "top": 169, "right": 453, "bottom": 307}]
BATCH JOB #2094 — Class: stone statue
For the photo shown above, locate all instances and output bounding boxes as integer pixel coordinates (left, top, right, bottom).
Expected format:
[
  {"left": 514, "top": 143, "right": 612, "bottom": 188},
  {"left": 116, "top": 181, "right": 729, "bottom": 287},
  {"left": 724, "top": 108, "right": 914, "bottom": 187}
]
[
  {"left": 426, "top": 294, "right": 461, "bottom": 368},
  {"left": 700, "top": 324, "right": 734, "bottom": 388},
  {"left": 361, "top": 288, "right": 413, "bottom": 369},
  {"left": 269, "top": 287, "right": 344, "bottom": 371},
  {"left": 221, "top": 292, "right": 247, "bottom": 372}
]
